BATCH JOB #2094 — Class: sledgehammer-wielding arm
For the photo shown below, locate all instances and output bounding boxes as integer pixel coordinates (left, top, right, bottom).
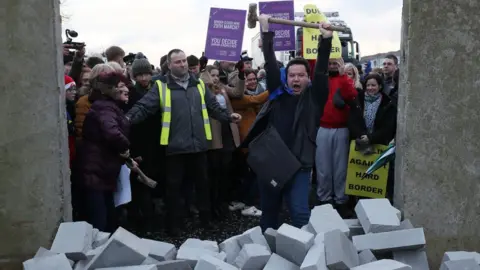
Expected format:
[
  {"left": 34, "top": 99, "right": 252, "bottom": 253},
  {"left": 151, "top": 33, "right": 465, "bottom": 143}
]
[{"left": 259, "top": 15, "right": 282, "bottom": 93}]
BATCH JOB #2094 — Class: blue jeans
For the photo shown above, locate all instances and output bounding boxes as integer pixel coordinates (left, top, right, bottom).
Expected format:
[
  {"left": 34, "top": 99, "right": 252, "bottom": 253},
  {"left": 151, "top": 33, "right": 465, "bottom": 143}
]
[{"left": 259, "top": 169, "right": 311, "bottom": 231}]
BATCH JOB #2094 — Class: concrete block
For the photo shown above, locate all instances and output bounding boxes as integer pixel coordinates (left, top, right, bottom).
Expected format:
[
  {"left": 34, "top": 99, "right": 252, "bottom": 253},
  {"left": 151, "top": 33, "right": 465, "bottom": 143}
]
[
  {"left": 154, "top": 260, "right": 192, "bottom": 269},
  {"left": 234, "top": 243, "right": 271, "bottom": 269},
  {"left": 219, "top": 235, "right": 242, "bottom": 264},
  {"left": 350, "top": 259, "right": 411, "bottom": 270},
  {"left": 442, "top": 251, "right": 480, "bottom": 264},
  {"left": 195, "top": 255, "right": 238, "bottom": 270},
  {"left": 86, "top": 243, "right": 106, "bottom": 260},
  {"left": 325, "top": 229, "right": 359, "bottom": 269},
  {"left": 176, "top": 247, "right": 223, "bottom": 267},
  {"left": 391, "top": 206, "right": 402, "bottom": 221},
  {"left": 276, "top": 223, "right": 314, "bottom": 265},
  {"left": 301, "top": 225, "right": 315, "bottom": 234},
  {"left": 398, "top": 220, "right": 414, "bottom": 230},
  {"left": 300, "top": 242, "right": 327, "bottom": 270},
  {"left": 352, "top": 228, "right": 426, "bottom": 253},
  {"left": 237, "top": 226, "right": 271, "bottom": 251},
  {"left": 34, "top": 247, "right": 57, "bottom": 258},
  {"left": 314, "top": 233, "right": 325, "bottom": 245},
  {"left": 263, "top": 253, "right": 300, "bottom": 270},
  {"left": 307, "top": 205, "right": 349, "bottom": 236},
  {"left": 96, "top": 266, "right": 157, "bottom": 270},
  {"left": 142, "top": 238, "right": 177, "bottom": 261},
  {"left": 74, "top": 259, "right": 91, "bottom": 270},
  {"left": 141, "top": 256, "right": 161, "bottom": 265},
  {"left": 180, "top": 238, "right": 219, "bottom": 253},
  {"left": 264, "top": 228, "right": 277, "bottom": 253},
  {"left": 358, "top": 250, "right": 377, "bottom": 265},
  {"left": 393, "top": 250, "right": 429, "bottom": 270},
  {"left": 50, "top": 221, "right": 94, "bottom": 261},
  {"left": 440, "top": 259, "right": 480, "bottom": 270},
  {"left": 344, "top": 219, "right": 365, "bottom": 237},
  {"left": 84, "top": 227, "right": 149, "bottom": 269},
  {"left": 355, "top": 199, "right": 401, "bottom": 233},
  {"left": 23, "top": 253, "right": 73, "bottom": 270},
  {"left": 218, "top": 252, "right": 227, "bottom": 262},
  {"left": 93, "top": 231, "right": 111, "bottom": 249}
]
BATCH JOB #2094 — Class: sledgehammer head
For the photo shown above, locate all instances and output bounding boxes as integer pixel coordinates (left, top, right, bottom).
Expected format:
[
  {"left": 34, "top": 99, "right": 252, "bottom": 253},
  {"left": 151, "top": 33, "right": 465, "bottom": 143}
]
[{"left": 248, "top": 3, "right": 258, "bottom": 29}]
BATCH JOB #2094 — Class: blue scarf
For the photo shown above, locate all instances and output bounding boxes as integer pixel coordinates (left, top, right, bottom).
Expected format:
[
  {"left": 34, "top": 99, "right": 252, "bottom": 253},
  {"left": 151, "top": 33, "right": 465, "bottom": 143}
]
[{"left": 269, "top": 67, "right": 294, "bottom": 101}]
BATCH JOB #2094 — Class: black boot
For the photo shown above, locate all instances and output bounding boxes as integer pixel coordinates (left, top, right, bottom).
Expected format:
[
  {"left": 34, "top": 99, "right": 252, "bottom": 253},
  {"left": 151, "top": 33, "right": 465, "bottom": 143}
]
[
  {"left": 316, "top": 199, "right": 334, "bottom": 206},
  {"left": 199, "top": 212, "right": 215, "bottom": 230},
  {"left": 335, "top": 203, "right": 355, "bottom": 219},
  {"left": 165, "top": 215, "right": 184, "bottom": 237}
]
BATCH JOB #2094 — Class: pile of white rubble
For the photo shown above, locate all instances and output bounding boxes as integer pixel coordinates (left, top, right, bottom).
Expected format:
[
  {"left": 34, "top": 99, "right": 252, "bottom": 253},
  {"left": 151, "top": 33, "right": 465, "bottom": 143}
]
[{"left": 23, "top": 198, "right": 480, "bottom": 270}]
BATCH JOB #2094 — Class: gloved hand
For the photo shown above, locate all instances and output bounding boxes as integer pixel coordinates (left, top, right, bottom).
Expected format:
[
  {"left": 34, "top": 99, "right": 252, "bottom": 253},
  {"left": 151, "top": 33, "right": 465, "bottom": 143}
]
[
  {"left": 356, "top": 135, "right": 370, "bottom": 145},
  {"left": 235, "top": 58, "right": 245, "bottom": 80},
  {"left": 199, "top": 53, "right": 208, "bottom": 71},
  {"left": 333, "top": 88, "right": 346, "bottom": 109}
]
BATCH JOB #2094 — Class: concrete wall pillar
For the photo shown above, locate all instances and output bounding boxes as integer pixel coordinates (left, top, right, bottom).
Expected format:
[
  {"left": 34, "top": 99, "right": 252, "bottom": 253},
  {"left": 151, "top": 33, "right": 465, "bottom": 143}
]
[
  {"left": 395, "top": 0, "right": 480, "bottom": 267},
  {"left": 0, "top": 0, "right": 71, "bottom": 268}
]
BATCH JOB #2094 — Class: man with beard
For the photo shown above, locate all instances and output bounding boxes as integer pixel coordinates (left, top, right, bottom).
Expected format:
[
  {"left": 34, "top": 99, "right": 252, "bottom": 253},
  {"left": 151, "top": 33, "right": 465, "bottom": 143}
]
[{"left": 126, "top": 49, "right": 242, "bottom": 236}]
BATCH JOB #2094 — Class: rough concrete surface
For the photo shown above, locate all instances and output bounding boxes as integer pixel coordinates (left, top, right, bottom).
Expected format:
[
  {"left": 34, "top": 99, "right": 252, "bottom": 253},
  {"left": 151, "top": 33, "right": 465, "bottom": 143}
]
[
  {"left": 0, "top": 0, "right": 71, "bottom": 269},
  {"left": 395, "top": 0, "right": 480, "bottom": 268}
]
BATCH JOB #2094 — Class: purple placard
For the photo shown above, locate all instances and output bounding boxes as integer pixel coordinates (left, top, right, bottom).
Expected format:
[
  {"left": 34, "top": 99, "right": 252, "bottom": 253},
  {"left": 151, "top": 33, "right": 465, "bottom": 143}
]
[
  {"left": 259, "top": 1, "right": 295, "bottom": 51},
  {"left": 204, "top": 8, "right": 247, "bottom": 62}
]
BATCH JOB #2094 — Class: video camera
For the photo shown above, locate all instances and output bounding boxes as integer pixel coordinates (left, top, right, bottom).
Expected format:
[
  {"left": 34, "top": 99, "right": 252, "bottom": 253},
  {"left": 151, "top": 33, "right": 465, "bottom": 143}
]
[
  {"left": 63, "top": 29, "right": 85, "bottom": 64},
  {"left": 123, "top": 53, "right": 137, "bottom": 66}
]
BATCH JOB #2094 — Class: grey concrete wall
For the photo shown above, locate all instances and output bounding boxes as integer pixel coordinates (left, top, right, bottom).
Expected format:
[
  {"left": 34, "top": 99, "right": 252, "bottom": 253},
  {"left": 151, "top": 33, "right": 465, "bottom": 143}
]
[
  {"left": 0, "top": 0, "right": 71, "bottom": 268},
  {"left": 395, "top": 0, "right": 480, "bottom": 267}
]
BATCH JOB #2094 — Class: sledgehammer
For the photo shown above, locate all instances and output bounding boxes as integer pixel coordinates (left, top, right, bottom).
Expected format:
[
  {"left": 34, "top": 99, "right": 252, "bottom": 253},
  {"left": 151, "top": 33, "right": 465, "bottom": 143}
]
[{"left": 248, "top": 3, "right": 348, "bottom": 32}]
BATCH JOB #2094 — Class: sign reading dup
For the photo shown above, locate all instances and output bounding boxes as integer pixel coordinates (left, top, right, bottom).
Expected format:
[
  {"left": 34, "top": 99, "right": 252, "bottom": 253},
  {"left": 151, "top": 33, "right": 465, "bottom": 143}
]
[
  {"left": 302, "top": 4, "right": 342, "bottom": 60},
  {"left": 259, "top": 1, "right": 295, "bottom": 51},
  {"left": 204, "top": 8, "right": 247, "bottom": 62}
]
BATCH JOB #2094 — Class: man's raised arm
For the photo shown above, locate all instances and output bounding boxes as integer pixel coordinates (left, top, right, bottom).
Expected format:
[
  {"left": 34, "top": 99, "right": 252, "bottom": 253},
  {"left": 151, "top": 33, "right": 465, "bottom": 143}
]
[
  {"left": 311, "top": 23, "right": 333, "bottom": 109},
  {"left": 259, "top": 15, "right": 282, "bottom": 92}
]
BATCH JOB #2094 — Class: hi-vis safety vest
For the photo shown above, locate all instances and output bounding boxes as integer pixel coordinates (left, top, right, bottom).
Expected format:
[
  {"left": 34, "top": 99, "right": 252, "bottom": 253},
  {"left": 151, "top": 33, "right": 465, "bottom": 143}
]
[{"left": 156, "top": 80, "right": 212, "bottom": 145}]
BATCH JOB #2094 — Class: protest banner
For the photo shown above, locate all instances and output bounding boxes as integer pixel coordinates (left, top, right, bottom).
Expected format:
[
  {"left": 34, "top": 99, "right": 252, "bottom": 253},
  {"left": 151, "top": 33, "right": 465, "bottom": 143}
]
[
  {"left": 302, "top": 4, "right": 342, "bottom": 60},
  {"left": 345, "top": 141, "right": 390, "bottom": 198},
  {"left": 259, "top": 1, "right": 295, "bottom": 51},
  {"left": 204, "top": 8, "right": 246, "bottom": 62}
]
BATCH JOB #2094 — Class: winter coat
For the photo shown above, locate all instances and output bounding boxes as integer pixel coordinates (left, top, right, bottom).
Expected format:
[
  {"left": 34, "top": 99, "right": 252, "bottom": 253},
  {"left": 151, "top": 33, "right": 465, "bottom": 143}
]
[
  {"left": 348, "top": 91, "right": 397, "bottom": 145},
  {"left": 231, "top": 91, "right": 269, "bottom": 142},
  {"left": 126, "top": 72, "right": 233, "bottom": 155},
  {"left": 75, "top": 97, "right": 130, "bottom": 191},
  {"left": 199, "top": 71, "right": 243, "bottom": 150}
]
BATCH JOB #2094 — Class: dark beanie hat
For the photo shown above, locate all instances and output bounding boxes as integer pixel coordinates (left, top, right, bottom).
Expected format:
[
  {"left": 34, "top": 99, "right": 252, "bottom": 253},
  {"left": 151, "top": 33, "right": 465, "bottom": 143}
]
[
  {"left": 86, "top": 56, "right": 104, "bottom": 69},
  {"left": 131, "top": 58, "right": 152, "bottom": 77},
  {"left": 187, "top": 55, "right": 199, "bottom": 67}
]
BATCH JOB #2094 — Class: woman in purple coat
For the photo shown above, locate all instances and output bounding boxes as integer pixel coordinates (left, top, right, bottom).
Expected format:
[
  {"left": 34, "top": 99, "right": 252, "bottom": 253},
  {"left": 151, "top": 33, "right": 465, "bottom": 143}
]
[{"left": 75, "top": 71, "right": 132, "bottom": 232}]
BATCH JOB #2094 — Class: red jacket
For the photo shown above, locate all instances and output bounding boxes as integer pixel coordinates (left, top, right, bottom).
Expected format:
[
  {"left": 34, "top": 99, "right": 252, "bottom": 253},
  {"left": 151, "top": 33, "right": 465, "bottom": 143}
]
[{"left": 320, "top": 74, "right": 357, "bottom": 128}]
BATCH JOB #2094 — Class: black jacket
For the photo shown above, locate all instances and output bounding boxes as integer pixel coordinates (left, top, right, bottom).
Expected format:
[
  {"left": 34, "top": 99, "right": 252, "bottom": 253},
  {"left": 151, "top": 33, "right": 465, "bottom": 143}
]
[
  {"left": 242, "top": 32, "right": 332, "bottom": 168},
  {"left": 348, "top": 91, "right": 397, "bottom": 145},
  {"left": 125, "top": 72, "right": 231, "bottom": 155}
]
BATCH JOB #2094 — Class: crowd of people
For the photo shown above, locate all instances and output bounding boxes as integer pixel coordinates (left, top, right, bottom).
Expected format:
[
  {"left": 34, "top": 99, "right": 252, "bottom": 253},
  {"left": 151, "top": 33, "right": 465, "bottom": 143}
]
[{"left": 63, "top": 16, "right": 399, "bottom": 237}]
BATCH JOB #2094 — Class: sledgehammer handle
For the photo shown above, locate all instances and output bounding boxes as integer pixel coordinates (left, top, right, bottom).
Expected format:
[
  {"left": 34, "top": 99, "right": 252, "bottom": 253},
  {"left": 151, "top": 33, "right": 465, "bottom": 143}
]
[{"left": 268, "top": 17, "right": 347, "bottom": 32}]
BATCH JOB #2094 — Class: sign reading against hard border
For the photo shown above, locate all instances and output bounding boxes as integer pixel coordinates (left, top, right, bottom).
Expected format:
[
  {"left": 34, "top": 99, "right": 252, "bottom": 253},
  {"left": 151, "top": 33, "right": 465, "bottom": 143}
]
[{"left": 345, "top": 141, "right": 389, "bottom": 198}]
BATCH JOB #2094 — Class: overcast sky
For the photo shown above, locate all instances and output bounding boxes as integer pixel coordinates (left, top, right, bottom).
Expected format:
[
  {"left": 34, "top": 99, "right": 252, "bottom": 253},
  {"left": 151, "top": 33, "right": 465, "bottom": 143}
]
[{"left": 61, "top": 0, "right": 402, "bottom": 66}]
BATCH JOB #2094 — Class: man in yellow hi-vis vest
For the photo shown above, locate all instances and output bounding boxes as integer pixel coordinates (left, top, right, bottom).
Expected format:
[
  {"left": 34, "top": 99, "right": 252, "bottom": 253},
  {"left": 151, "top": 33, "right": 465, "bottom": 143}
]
[{"left": 126, "top": 49, "right": 242, "bottom": 236}]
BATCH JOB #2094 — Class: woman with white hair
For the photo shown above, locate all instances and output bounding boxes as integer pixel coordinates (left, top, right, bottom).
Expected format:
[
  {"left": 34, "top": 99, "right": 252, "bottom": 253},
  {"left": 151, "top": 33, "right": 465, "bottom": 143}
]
[{"left": 344, "top": 63, "right": 362, "bottom": 91}]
